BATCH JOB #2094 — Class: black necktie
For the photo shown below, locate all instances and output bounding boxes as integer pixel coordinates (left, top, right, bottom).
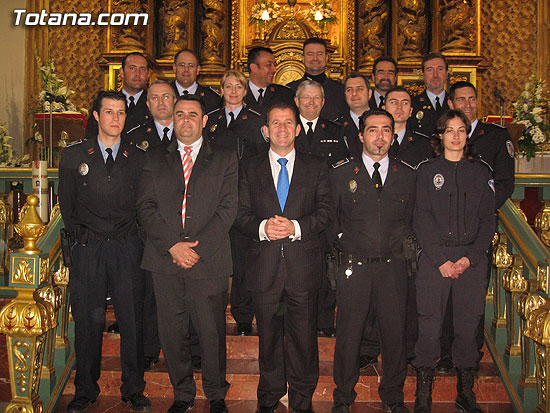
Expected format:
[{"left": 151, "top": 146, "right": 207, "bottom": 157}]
[
  {"left": 257, "top": 88, "right": 264, "bottom": 105},
  {"left": 128, "top": 96, "right": 136, "bottom": 112},
  {"left": 228, "top": 111, "right": 235, "bottom": 126},
  {"left": 105, "top": 148, "right": 115, "bottom": 175},
  {"left": 372, "top": 162, "right": 382, "bottom": 194},
  {"left": 183, "top": 90, "right": 189, "bottom": 96},
  {"left": 162, "top": 127, "right": 170, "bottom": 144},
  {"left": 379, "top": 95, "right": 385, "bottom": 109},
  {"left": 435, "top": 96, "right": 442, "bottom": 112},
  {"left": 391, "top": 134, "right": 400, "bottom": 155},
  {"left": 306, "top": 121, "right": 314, "bottom": 140}
]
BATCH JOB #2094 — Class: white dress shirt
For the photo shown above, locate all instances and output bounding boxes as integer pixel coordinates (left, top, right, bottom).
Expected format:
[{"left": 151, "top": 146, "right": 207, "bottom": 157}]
[
  {"left": 154, "top": 121, "right": 173, "bottom": 141},
  {"left": 426, "top": 90, "right": 446, "bottom": 110},
  {"left": 175, "top": 81, "right": 199, "bottom": 96},
  {"left": 259, "top": 148, "right": 302, "bottom": 241},
  {"left": 122, "top": 88, "right": 144, "bottom": 106},
  {"left": 299, "top": 115, "right": 319, "bottom": 134},
  {"left": 349, "top": 110, "right": 361, "bottom": 130},
  {"left": 248, "top": 81, "right": 267, "bottom": 102},
  {"left": 177, "top": 136, "right": 203, "bottom": 164},
  {"left": 362, "top": 152, "right": 389, "bottom": 185},
  {"left": 468, "top": 119, "right": 479, "bottom": 138}
]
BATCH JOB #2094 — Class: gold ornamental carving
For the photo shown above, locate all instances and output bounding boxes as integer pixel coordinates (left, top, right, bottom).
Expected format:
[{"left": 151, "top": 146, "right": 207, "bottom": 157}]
[
  {"left": 110, "top": 0, "right": 151, "bottom": 51},
  {"left": 201, "top": 0, "right": 225, "bottom": 66},
  {"left": 48, "top": 204, "right": 60, "bottom": 226},
  {"left": 394, "top": 0, "right": 427, "bottom": 61},
  {"left": 159, "top": 0, "right": 191, "bottom": 59},
  {"left": 535, "top": 200, "right": 550, "bottom": 247},
  {"left": 518, "top": 293, "right": 547, "bottom": 320},
  {"left": 512, "top": 200, "right": 528, "bottom": 222},
  {"left": 538, "top": 264, "right": 550, "bottom": 295},
  {"left": 438, "top": 0, "right": 476, "bottom": 53},
  {"left": 13, "top": 260, "right": 34, "bottom": 285},
  {"left": 358, "top": 0, "right": 389, "bottom": 67},
  {"left": 14, "top": 195, "right": 46, "bottom": 255},
  {"left": 0, "top": 198, "right": 13, "bottom": 224},
  {"left": 534, "top": 343, "right": 548, "bottom": 411},
  {"left": 53, "top": 264, "right": 69, "bottom": 286},
  {"left": 503, "top": 256, "right": 528, "bottom": 293},
  {"left": 493, "top": 234, "right": 513, "bottom": 269},
  {"left": 525, "top": 304, "right": 550, "bottom": 346},
  {"left": 39, "top": 258, "right": 49, "bottom": 285}
]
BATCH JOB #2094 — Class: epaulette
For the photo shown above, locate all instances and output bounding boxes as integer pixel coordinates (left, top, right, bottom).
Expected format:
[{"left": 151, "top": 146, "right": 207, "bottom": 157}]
[
  {"left": 206, "top": 107, "right": 221, "bottom": 116},
  {"left": 126, "top": 123, "right": 143, "bottom": 134},
  {"left": 398, "top": 159, "right": 416, "bottom": 170},
  {"left": 66, "top": 139, "right": 83, "bottom": 147},
  {"left": 248, "top": 108, "right": 262, "bottom": 117},
  {"left": 207, "top": 86, "right": 221, "bottom": 96},
  {"left": 413, "top": 130, "right": 430, "bottom": 139},
  {"left": 272, "top": 83, "right": 291, "bottom": 91},
  {"left": 414, "top": 158, "right": 430, "bottom": 170},
  {"left": 477, "top": 156, "right": 494, "bottom": 172},
  {"left": 490, "top": 122, "right": 506, "bottom": 129},
  {"left": 332, "top": 158, "right": 350, "bottom": 168}
]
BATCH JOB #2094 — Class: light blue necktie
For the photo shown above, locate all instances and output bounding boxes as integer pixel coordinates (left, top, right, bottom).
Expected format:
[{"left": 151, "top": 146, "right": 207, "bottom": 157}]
[{"left": 276, "top": 158, "right": 289, "bottom": 212}]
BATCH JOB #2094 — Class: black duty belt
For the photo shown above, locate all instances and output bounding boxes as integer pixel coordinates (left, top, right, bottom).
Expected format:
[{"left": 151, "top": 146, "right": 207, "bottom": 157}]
[
  {"left": 88, "top": 230, "right": 133, "bottom": 241},
  {"left": 439, "top": 240, "right": 474, "bottom": 247},
  {"left": 338, "top": 252, "right": 392, "bottom": 265}
]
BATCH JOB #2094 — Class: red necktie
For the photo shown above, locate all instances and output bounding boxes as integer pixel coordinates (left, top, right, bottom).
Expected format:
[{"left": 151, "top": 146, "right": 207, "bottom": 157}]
[{"left": 181, "top": 146, "right": 194, "bottom": 228}]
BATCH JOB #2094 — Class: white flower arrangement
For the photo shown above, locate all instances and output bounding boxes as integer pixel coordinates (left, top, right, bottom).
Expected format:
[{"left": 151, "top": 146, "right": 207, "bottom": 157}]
[
  {"left": 513, "top": 75, "right": 549, "bottom": 159},
  {"left": 0, "top": 121, "right": 30, "bottom": 167},
  {"left": 249, "top": 0, "right": 281, "bottom": 26},
  {"left": 304, "top": 0, "right": 337, "bottom": 24},
  {"left": 34, "top": 53, "right": 77, "bottom": 113}
]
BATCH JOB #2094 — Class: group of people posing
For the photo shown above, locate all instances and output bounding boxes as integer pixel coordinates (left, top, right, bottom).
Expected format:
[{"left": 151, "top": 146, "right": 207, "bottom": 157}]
[{"left": 58, "top": 37, "right": 515, "bottom": 413}]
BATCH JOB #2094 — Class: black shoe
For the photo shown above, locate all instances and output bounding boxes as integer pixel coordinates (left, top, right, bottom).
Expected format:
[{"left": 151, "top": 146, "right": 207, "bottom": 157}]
[
  {"left": 435, "top": 356, "right": 453, "bottom": 373},
  {"left": 330, "top": 403, "right": 351, "bottom": 413},
  {"left": 383, "top": 402, "right": 409, "bottom": 412},
  {"left": 237, "top": 322, "right": 252, "bottom": 336},
  {"left": 144, "top": 356, "right": 159, "bottom": 371},
  {"left": 456, "top": 368, "right": 483, "bottom": 413},
  {"left": 359, "top": 354, "right": 378, "bottom": 370},
  {"left": 122, "top": 393, "right": 152, "bottom": 411},
  {"left": 192, "top": 355, "right": 202, "bottom": 372},
  {"left": 67, "top": 396, "right": 95, "bottom": 412},
  {"left": 107, "top": 321, "right": 119, "bottom": 334},
  {"left": 414, "top": 367, "right": 434, "bottom": 413},
  {"left": 317, "top": 327, "right": 336, "bottom": 337},
  {"left": 168, "top": 399, "right": 195, "bottom": 413},
  {"left": 210, "top": 399, "right": 228, "bottom": 413},
  {"left": 257, "top": 404, "right": 278, "bottom": 413}
]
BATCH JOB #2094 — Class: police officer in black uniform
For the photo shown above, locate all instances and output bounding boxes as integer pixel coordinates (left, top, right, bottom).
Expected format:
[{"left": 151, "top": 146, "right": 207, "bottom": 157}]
[
  {"left": 59, "top": 91, "right": 151, "bottom": 413},
  {"left": 171, "top": 49, "right": 222, "bottom": 114},
  {"left": 204, "top": 69, "right": 268, "bottom": 337},
  {"left": 85, "top": 52, "right": 151, "bottom": 139},
  {"left": 334, "top": 73, "right": 372, "bottom": 159},
  {"left": 244, "top": 46, "right": 294, "bottom": 116},
  {"left": 288, "top": 37, "right": 347, "bottom": 121},
  {"left": 330, "top": 109, "right": 415, "bottom": 413},
  {"left": 413, "top": 110, "right": 495, "bottom": 413}
]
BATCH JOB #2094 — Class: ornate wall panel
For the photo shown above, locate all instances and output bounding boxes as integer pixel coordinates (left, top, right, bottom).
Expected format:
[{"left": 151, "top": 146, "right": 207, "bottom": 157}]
[
  {"left": 158, "top": 0, "right": 193, "bottom": 59},
  {"left": 392, "top": 0, "right": 427, "bottom": 63},
  {"left": 200, "top": 0, "right": 228, "bottom": 71},
  {"left": 358, "top": 0, "right": 390, "bottom": 69},
  {"left": 433, "top": 0, "right": 479, "bottom": 55},
  {"left": 106, "top": 0, "right": 154, "bottom": 54},
  {"left": 48, "top": 0, "right": 105, "bottom": 111},
  {"left": 480, "top": 0, "right": 537, "bottom": 117}
]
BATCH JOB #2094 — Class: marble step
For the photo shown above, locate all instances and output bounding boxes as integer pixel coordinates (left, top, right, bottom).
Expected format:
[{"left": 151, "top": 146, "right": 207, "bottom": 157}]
[{"left": 53, "top": 396, "right": 515, "bottom": 412}]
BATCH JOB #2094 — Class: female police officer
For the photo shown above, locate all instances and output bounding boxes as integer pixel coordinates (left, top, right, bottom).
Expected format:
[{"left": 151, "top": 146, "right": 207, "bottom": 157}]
[{"left": 412, "top": 110, "right": 495, "bottom": 413}]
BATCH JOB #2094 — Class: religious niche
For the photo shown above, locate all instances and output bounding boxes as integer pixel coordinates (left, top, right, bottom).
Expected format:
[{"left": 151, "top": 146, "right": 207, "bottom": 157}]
[
  {"left": 110, "top": 0, "right": 151, "bottom": 51},
  {"left": 395, "top": 0, "right": 427, "bottom": 61},
  {"left": 358, "top": 0, "right": 389, "bottom": 67},
  {"left": 158, "top": 0, "right": 191, "bottom": 59},
  {"left": 439, "top": 0, "right": 476, "bottom": 53}
]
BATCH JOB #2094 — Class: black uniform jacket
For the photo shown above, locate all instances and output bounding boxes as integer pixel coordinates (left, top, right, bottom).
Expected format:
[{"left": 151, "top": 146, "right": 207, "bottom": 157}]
[
  {"left": 85, "top": 91, "right": 151, "bottom": 139},
  {"left": 470, "top": 121, "right": 515, "bottom": 209},
  {"left": 390, "top": 128, "right": 433, "bottom": 168},
  {"left": 334, "top": 111, "right": 362, "bottom": 159},
  {"left": 410, "top": 91, "right": 449, "bottom": 136},
  {"left": 243, "top": 83, "right": 294, "bottom": 116},
  {"left": 234, "top": 151, "right": 335, "bottom": 293},
  {"left": 137, "top": 138, "right": 238, "bottom": 278},
  {"left": 126, "top": 118, "right": 168, "bottom": 150},
  {"left": 414, "top": 157, "right": 496, "bottom": 269},
  {"left": 58, "top": 137, "right": 145, "bottom": 235},
  {"left": 288, "top": 73, "right": 347, "bottom": 120},
  {"left": 329, "top": 157, "right": 416, "bottom": 258},
  {"left": 204, "top": 107, "right": 268, "bottom": 161},
  {"left": 296, "top": 117, "right": 349, "bottom": 166},
  {"left": 170, "top": 80, "right": 222, "bottom": 114}
]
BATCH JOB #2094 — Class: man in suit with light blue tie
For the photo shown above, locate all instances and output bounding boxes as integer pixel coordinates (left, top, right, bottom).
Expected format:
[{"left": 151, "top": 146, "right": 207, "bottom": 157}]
[{"left": 235, "top": 101, "right": 335, "bottom": 413}]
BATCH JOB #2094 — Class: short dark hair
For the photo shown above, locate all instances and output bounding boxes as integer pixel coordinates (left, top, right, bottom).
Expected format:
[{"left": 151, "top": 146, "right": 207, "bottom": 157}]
[
  {"left": 303, "top": 37, "right": 327, "bottom": 52},
  {"left": 372, "top": 56, "right": 398, "bottom": 75},
  {"left": 433, "top": 109, "right": 476, "bottom": 160},
  {"left": 121, "top": 52, "right": 148, "bottom": 70},
  {"left": 344, "top": 72, "right": 371, "bottom": 90},
  {"left": 247, "top": 46, "right": 274, "bottom": 71},
  {"left": 421, "top": 53, "right": 448, "bottom": 72},
  {"left": 174, "top": 94, "right": 206, "bottom": 117},
  {"left": 359, "top": 108, "right": 394, "bottom": 135},
  {"left": 173, "top": 49, "right": 200, "bottom": 65},
  {"left": 448, "top": 81, "right": 477, "bottom": 101},
  {"left": 265, "top": 101, "right": 298, "bottom": 125},
  {"left": 385, "top": 85, "right": 411, "bottom": 100},
  {"left": 92, "top": 90, "right": 127, "bottom": 115}
]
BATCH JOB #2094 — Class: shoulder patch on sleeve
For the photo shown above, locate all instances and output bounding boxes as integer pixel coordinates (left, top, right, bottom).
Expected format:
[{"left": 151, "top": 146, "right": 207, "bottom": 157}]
[
  {"left": 66, "top": 139, "right": 83, "bottom": 147},
  {"left": 332, "top": 158, "right": 350, "bottom": 168}
]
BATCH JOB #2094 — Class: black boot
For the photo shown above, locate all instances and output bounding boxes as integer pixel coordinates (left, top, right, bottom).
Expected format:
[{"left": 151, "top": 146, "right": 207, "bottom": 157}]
[
  {"left": 455, "top": 368, "right": 483, "bottom": 412},
  {"left": 414, "top": 367, "right": 434, "bottom": 413}
]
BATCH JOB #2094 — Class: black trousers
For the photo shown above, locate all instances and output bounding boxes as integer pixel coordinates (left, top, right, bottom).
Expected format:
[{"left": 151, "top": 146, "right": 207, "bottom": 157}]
[
  {"left": 252, "top": 263, "right": 319, "bottom": 411},
  {"left": 143, "top": 270, "right": 160, "bottom": 359},
  {"left": 333, "top": 257, "right": 408, "bottom": 406},
  {"left": 229, "top": 228, "right": 255, "bottom": 325},
  {"left": 414, "top": 252, "right": 488, "bottom": 369},
  {"left": 69, "top": 234, "right": 146, "bottom": 399},
  {"left": 317, "top": 270, "right": 336, "bottom": 330},
  {"left": 361, "top": 272, "right": 418, "bottom": 360},
  {"left": 152, "top": 272, "right": 230, "bottom": 401}
]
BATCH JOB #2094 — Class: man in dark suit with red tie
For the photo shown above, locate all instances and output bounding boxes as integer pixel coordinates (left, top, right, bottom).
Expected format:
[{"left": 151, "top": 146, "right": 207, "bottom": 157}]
[
  {"left": 235, "top": 101, "right": 335, "bottom": 413},
  {"left": 137, "top": 94, "right": 238, "bottom": 413}
]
